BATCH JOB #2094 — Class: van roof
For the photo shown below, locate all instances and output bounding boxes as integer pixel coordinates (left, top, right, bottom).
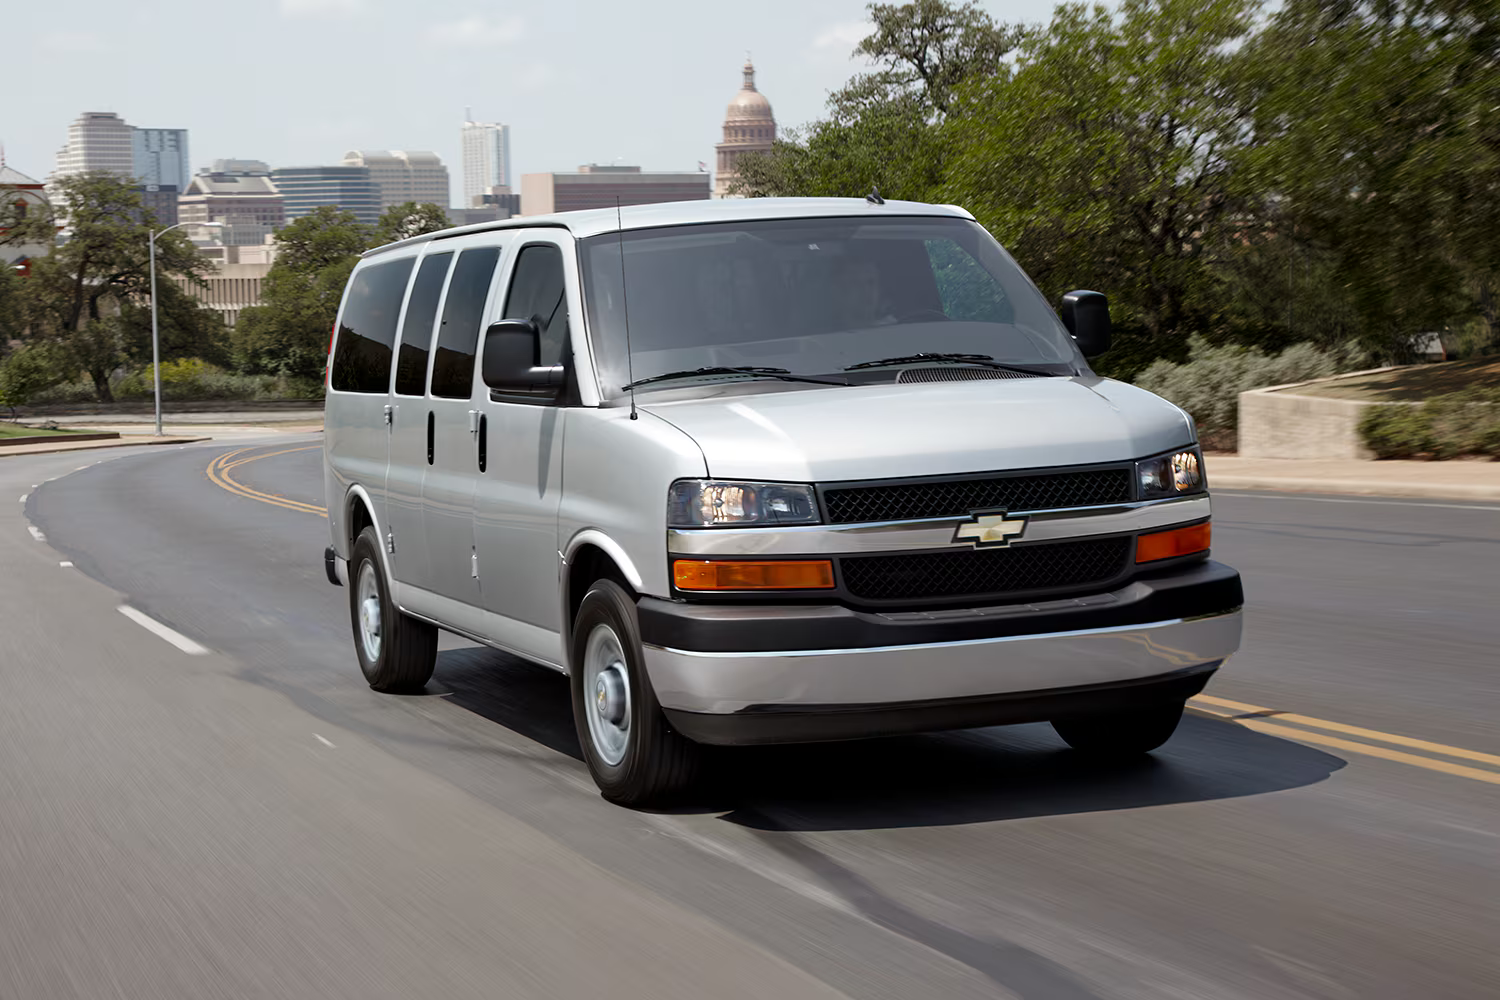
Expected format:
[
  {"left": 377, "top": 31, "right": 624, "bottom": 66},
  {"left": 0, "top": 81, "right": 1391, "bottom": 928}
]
[{"left": 361, "top": 197, "right": 977, "bottom": 258}]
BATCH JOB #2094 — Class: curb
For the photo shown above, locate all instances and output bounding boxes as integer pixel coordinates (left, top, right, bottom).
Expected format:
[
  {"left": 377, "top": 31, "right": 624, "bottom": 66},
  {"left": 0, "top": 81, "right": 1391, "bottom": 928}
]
[
  {"left": 0, "top": 436, "right": 211, "bottom": 459},
  {"left": 1212, "top": 475, "right": 1500, "bottom": 502},
  {"left": 0, "top": 432, "right": 122, "bottom": 447}
]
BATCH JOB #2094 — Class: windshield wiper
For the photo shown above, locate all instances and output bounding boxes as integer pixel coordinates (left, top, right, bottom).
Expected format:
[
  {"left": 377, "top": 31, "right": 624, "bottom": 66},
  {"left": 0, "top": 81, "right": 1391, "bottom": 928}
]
[
  {"left": 843, "top": 353, "right": 1058, "bottom": 377},
  {"left": 622, "top": 366, "right": 849, "bottom": 391}
]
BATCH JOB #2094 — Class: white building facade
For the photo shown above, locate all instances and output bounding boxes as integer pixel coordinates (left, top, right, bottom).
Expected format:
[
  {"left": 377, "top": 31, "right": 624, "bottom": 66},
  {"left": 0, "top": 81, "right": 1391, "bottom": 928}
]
[
  {"left": 341, "top": 150, "right": 450, "bottom": 210},
  {"left": 461, "top": 120, "right": 511, "bottom": 207}
]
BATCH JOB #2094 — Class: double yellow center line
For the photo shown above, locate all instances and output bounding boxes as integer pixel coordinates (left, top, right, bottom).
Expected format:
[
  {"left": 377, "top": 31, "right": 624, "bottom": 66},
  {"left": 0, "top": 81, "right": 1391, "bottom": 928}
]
[
  {"left": 206, "top": 446, "right": 327, "bottom": 518},
  {"left": 206, "top": 444, "right": 1498, "bottom": 788},
  {"left": 1189, "top": 694, "right": 1500, "bottom": 786}
]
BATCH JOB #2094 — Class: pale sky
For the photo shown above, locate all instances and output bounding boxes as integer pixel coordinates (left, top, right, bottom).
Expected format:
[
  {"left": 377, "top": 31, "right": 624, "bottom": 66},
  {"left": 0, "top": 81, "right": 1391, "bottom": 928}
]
[{"left": 6, "top": 1, "right": 1070, "bottom": 207}]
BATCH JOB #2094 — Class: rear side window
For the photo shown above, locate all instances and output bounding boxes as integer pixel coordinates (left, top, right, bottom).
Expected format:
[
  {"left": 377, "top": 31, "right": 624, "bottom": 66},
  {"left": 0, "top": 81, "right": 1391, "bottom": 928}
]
[
  {"left": 394, "top": 252, "right": 452, "bottom": 396},
  {"left": 503, "top": 244, "right": 569, "bottom": 367},
  {"left": 332, "top": 257, "right": 415, "bottom": 393},
  {"left": 431, "top": 247, "right": 501, "bottom": 399}
]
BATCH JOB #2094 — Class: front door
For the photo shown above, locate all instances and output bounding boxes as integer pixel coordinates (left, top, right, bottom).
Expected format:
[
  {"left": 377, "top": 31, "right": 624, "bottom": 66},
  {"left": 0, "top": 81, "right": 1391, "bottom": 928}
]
[
  {"left": 420, "top": 243, "right": 504, "bottom": 609},
  {"left": 473, "top": 239, "right": 574, "bottom": 666}
]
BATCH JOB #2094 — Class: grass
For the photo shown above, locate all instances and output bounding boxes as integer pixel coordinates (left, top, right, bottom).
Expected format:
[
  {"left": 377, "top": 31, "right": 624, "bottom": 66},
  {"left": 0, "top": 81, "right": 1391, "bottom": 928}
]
[
  {"left": 0, "top": 422, "right": 78, "bottom": 440},
  {"left": 1285, "top": 356, "right": 1500, "bottom": 402}
]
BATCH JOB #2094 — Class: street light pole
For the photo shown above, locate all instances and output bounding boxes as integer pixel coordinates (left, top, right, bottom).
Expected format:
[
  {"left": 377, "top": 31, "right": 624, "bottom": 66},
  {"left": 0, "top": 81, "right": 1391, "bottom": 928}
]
[{"left": 148, "top": 220, "right": 221, "bottom": 437}]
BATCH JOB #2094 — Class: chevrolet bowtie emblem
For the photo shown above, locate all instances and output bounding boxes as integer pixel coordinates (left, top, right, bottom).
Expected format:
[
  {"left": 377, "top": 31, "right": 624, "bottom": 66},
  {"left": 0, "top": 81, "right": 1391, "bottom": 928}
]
[{"left": 953, "top": 510, "right": 1029, "bottom": 548}]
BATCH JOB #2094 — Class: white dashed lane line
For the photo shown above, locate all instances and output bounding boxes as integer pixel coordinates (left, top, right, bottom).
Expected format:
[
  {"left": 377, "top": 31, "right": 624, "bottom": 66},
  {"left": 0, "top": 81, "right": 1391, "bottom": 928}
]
[
  {"left": 27, "top": 526, "right": 46, "bottom": 542},
  {"left": 117, "top": 606, "right": 210, "bottom": 656},
  {"left": 59, "top": 561, "right": 73, "bottom": 569},
  {"left": 313, "top": 734, "right": 337, "bottom": 748}
]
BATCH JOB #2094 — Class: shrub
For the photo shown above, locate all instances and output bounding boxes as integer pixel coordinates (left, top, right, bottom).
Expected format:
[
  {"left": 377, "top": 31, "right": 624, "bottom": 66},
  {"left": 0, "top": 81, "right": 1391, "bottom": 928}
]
[
  {"left": 1362, "top": 388, "right": 1500, "bottom": 459},
  {"left": 0, "top": 345, "right": 69, "bottom": 408},
  {"left": 1135, "top": 335, "right": 1368, "bottom": 435}
]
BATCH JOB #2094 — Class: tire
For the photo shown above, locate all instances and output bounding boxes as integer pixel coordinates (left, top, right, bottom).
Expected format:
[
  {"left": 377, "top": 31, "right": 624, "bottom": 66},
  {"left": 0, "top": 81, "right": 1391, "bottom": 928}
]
[
  {"left": 570, "top": 579, "right": 702, "bottom": 806},
  {"left": 1051, "top": 702, "right": 1185, "bottom": 756},
  {"left": 349, "top": 526, "right": 437, "bottom": 693}
]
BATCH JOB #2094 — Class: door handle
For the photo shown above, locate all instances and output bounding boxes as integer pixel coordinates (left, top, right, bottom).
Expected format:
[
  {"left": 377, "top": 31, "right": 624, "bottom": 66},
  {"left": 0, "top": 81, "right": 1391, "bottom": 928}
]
[
  {"left": 426, "top": 410, "right": 434, "bottom": 465},
  {"left": 478, "top": 414, "right": 488, "bottom": 473}
]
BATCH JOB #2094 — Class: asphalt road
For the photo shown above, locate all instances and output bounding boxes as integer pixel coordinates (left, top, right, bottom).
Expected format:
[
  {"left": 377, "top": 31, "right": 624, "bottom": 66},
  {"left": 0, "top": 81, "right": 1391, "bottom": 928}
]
[{"left": 4, "top": 438, "right": 1498, "bottom": 999}]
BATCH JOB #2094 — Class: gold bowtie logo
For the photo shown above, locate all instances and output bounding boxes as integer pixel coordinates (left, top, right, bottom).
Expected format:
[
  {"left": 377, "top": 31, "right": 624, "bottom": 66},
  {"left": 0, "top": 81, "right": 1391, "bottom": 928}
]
[{"left": 953, "top": 511, "right": 1028, "bottom": 548}]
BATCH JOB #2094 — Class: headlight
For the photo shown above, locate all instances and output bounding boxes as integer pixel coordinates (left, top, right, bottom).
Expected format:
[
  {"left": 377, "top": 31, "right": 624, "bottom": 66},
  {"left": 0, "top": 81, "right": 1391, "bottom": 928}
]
[
  {"left": 1136, "top": 448, "right": 1205, "bottom": 500},
  {"left": 667, "top": 480, "right": 820, "bottom": 527}
]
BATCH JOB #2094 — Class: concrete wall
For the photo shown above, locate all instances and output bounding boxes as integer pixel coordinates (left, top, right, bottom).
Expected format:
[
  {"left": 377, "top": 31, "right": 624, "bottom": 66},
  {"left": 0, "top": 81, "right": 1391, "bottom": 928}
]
[{"left": 1237, "top": 367, "right": 1406, "bottom": 460}]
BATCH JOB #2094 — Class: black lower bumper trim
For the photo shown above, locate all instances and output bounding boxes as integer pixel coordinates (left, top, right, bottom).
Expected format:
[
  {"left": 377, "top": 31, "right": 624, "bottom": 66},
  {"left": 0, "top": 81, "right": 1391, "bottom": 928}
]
[
  {"left": 324, "top": 546, "right": 341, "bottom": 587},
  {"left": 664, "top": 663, "right": 1219, "bottom": 746},
  {"left": 639, "top": 560, "right": 1242, "bottom": 653}
]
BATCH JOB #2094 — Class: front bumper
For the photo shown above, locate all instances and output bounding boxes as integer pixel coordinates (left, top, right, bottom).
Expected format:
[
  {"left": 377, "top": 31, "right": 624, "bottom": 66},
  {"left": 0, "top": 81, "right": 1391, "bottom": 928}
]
[{"left": 639, "top": 560, "right": 1243, "bottom": 745}]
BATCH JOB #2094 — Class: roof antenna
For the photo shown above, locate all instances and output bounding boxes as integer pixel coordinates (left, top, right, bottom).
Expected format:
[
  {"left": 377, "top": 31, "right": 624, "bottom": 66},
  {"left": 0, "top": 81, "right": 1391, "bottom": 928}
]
[
  {"left": 866, "top": 185, "right": 885, "bottom": 205},
  {"left": 617, "top": 197, "right": 638, "bottom": 420}
]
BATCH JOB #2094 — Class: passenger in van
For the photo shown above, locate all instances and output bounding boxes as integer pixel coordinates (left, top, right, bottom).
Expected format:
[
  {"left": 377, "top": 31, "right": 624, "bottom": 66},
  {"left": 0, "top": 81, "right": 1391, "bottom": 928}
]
[{"left": 836, "top": 257, "right": 898, "bottom": 329}]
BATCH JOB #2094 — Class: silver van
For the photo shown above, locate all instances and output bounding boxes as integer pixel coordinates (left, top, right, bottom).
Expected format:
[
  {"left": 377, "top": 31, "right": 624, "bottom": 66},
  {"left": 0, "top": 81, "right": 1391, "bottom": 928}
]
[{"left": 322, "top": 198, "right": 1243, "bottom": 805}]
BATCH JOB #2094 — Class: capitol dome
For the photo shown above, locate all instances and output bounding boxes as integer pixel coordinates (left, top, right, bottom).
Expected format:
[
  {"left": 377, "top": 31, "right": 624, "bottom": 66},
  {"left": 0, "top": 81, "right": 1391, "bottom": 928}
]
[
  {"left": 725, "top": 61, "right": 774, "bottom": 121},
  {"left": 715, "top": 59, "right": 777, "bottom": 198}
]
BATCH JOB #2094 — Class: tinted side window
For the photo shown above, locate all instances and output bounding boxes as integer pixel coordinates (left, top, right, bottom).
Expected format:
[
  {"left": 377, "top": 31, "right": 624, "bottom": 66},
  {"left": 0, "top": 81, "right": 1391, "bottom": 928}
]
[
  {"left": 394, "top": 251, "right": 452, "bottom": 396},
  {"left": 926, "top": 239, "right": 1014, "bottom": 324},
  {"left": 503, "top": 244, "right": 569, "bottom": 367},
  {"left": 430, "top": 247, "right": 500, "bottom": 399},
  {"left": 332, "top": 257, "right": 415, "bottom": 393}
]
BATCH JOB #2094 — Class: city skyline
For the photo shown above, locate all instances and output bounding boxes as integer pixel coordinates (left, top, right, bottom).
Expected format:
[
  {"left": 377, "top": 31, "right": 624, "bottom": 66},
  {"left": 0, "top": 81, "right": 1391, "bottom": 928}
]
[{"left": 0, "top": 1, "right": 1066, "bottom": 202}]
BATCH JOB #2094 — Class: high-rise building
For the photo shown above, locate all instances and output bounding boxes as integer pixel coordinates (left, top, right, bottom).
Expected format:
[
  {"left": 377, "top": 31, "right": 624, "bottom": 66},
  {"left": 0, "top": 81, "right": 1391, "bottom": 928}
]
[
  {"left": 520, "top": 164, "right": 710, "bottom": 216},
  {"left": 178, "top": 159, "right": 285, "bottom": 245},
  {"left": 133, "top": 128, "right": 190, "bottom": 190},
  {"left": 50, "top": 113, "right": 193, "bottom": 226},
  {"left": 270, "top": 165, "right": 382, "bottom": 227},
  {"left": 714, "top": 59, "right": 776, "bottom": 199},
  {"left": 341, "top": 150, "right": 450, "bottom": 210},
  {"left": 461, "top": 119, "right": 511, "bottom": 207},
  {"left": 52, "top": 111, "right": 136, "bottom": 181}
]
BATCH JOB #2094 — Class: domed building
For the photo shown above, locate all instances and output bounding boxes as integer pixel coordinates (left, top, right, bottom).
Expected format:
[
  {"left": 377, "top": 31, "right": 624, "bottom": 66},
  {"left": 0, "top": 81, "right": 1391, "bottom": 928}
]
[{"left": 714, "top": 59, "right": 776, "bottom": 199}]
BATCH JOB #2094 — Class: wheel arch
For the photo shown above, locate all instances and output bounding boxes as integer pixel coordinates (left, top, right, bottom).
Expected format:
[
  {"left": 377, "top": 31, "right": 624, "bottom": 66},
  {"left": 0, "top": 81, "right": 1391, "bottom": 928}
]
[{"left": 562, "top": 530, "right": 645, "bottom": 635}]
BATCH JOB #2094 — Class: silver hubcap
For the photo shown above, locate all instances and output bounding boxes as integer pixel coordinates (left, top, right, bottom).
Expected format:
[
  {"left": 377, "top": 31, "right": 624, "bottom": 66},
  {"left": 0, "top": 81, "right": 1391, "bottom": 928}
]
[
  {"left": 583, "top": 624, "right": 631, "bottom": 766},
  {"left": 357, "top": 561, "right": 383, "bottom": 664}
]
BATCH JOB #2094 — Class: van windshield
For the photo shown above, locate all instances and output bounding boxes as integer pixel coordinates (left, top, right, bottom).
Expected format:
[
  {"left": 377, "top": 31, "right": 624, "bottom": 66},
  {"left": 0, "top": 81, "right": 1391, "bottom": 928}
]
[{"left": 578, "top": 215, "right": 1082, "bottom": 400}]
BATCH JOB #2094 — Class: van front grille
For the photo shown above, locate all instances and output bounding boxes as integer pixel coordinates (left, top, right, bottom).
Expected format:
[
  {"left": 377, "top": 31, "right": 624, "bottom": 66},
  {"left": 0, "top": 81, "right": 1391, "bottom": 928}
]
[
  {"left": 838, "top": 537, "right": 1131, "bottom": 603},
  {"left": 822, "top": 468, "right": 1132, "bottom": 524}
]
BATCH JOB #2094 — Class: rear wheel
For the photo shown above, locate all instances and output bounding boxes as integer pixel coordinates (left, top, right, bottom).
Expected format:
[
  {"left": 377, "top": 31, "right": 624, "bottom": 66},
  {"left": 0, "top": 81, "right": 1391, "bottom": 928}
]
[
  {"left": 1051, "top": 703, "right": 1185, "bottom": 756},
  {"left": 349, "top": 526, "right": 437, "bottom": 693},
  {"left": 570, "top": 579, "right": 701, "bottom": 806}
]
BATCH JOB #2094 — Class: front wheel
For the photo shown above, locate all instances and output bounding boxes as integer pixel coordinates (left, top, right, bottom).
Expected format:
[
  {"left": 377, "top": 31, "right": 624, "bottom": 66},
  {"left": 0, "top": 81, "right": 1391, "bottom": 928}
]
[
  {"left": 570, "top": 579, "right": 702, "bottom": 806},
  {"left": 1051, "top": 703, "right": 1185, "bottom": 756},
  {"left": 349, "top": 526, "right": 437, "bottom": 693}
]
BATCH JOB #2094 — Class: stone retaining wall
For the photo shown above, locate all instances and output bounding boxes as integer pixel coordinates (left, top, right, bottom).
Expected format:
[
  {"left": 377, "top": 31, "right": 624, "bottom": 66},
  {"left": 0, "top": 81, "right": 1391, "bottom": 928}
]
[{"left": 1237, "top": 367, "right": 1404, "bottom": 460}]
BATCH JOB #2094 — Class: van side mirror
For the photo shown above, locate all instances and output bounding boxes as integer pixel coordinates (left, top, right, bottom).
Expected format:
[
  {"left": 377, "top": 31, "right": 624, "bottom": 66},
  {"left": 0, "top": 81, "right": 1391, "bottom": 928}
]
[
  {"left": 1059, "top": 290, "right": 1112, "bottom": 358},
  {"left": 482, "top": 319, "right": 563, "bottom": 396}
]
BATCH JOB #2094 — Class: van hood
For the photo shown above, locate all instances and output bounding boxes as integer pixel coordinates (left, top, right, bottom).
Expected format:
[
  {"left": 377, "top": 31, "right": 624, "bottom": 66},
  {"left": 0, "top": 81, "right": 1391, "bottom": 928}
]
[{"left": 640, "top": 377, "right": 1195, "bottom": 482}]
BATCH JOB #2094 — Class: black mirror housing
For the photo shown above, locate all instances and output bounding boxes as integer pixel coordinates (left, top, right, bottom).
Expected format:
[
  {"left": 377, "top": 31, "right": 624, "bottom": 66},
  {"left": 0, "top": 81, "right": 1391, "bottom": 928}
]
[
  {"left": 1059, "top": 290, "right": 1112, "bottom": 359},
  {"left": 482, "top": 319, "right": 563, "bottom": 395}
]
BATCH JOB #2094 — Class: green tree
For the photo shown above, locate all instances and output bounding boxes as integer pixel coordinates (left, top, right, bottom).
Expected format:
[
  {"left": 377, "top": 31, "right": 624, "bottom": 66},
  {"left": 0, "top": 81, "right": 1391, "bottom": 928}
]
[
  {"left": 732, "top": 0, "right": 1013, "bottom": 201},
  {"left": 0, "top": 342, "right": 67, "bottom": 410},
  {"left": 942, "top": 0, "right": 1259, "bottom": 375},
  {"left": 0, "top": 262, "right": 27, "bottom": 347},
  {"left": 845, "top": 0, "right": 1019, "bottom": 116},
  {"left": 232, "top": 206, "right": 368, "bottom": 381},
  {"left": 1243, "top": 0, "right": 1500, "bottom": 358},
  {"left": 374, "top": 202, "right": 451, "bottom": 246},
  {"left": 19, "top": 173, "right": 221, "bottom": 401}
]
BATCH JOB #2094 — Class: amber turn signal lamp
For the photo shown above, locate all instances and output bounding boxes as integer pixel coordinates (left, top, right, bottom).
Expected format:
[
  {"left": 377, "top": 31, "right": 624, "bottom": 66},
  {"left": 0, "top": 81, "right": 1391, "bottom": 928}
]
[
  {"left": 674, "top": 559, "right": 835, "bottom": 591},
  {"left": 1136, "top": 522, "right": 1211, "bottom": 563}
]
